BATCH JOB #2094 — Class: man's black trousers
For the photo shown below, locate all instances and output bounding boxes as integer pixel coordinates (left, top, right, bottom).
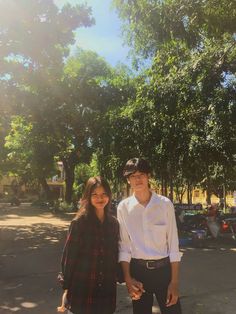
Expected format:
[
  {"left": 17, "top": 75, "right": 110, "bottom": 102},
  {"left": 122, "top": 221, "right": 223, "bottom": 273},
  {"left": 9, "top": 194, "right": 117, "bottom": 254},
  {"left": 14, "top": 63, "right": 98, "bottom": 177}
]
[{"left": 130, "top": 259, "right": 182, "bottom": 314}]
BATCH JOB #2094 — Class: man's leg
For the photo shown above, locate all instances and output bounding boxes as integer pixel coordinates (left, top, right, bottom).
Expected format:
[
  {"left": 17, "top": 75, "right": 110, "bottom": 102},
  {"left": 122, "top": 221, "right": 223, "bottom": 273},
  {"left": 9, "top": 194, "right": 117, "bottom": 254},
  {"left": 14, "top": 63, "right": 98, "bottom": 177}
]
[{"left": 132, "top": 291, "right": 153, "bottom": 314}]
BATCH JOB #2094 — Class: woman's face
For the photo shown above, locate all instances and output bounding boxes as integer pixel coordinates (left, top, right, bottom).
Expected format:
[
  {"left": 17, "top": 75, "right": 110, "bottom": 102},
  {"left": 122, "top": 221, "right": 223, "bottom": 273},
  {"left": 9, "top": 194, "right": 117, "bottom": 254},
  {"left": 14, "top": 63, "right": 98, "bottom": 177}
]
[{"left": 90, "top": 185, "right": 109, "bottom": 211}]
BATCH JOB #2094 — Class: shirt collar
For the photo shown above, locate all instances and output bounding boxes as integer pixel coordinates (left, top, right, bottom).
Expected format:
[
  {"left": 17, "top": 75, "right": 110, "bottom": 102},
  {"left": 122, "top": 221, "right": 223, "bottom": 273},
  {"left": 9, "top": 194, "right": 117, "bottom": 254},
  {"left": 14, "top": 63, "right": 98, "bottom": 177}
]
[
  {"left": 129, "top": 191, "right": 156, "bottom": 209},
  {"left": 148, "top": 191, "right": 159, "bottom": 206},
  {"left": 129, "top": 194, "right": 140, "bottom": 207}
]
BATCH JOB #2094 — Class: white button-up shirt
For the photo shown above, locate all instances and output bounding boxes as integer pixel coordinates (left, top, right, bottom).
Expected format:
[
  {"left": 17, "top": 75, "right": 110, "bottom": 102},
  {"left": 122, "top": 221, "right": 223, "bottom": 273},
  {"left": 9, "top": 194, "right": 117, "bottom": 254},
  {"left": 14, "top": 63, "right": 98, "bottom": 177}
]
[{"left": 117, "top": 192, "right": 182, "bottom": 263}]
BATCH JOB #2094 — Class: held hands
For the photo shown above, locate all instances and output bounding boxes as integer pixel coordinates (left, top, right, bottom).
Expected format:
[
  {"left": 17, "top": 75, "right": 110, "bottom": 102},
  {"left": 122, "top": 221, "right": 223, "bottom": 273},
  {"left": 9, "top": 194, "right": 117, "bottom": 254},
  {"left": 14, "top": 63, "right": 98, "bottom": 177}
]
[
  {"left": 166, "top": 281, "right": 179, "bottom": 307},
  {"left": 126, "top": 278, "right": 145, "bottom": 301},
  {"left": 57, "top": 306, "right": 66, "bottom": 313},
  {"left": 57, "top": 290, "right": 67, "bottom": 312}
]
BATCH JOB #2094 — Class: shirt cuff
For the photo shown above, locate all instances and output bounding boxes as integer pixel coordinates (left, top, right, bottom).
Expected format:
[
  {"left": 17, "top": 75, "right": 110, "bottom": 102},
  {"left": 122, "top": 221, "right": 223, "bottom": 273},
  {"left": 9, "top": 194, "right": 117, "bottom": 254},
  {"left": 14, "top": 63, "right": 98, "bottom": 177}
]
[
  {"left": 118, "top": 252, "right": 131, "bottom": 263},
  {"left": 169, "top": 251, "right": 183, "bottom": 262}
]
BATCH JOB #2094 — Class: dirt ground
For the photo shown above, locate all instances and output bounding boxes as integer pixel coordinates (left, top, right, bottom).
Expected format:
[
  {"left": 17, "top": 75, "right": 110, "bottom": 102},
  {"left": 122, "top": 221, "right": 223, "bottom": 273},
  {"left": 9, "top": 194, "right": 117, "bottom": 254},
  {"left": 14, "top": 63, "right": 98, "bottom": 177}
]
[{"left": 1, "top": 203, "right": 236, "bottom": 314}]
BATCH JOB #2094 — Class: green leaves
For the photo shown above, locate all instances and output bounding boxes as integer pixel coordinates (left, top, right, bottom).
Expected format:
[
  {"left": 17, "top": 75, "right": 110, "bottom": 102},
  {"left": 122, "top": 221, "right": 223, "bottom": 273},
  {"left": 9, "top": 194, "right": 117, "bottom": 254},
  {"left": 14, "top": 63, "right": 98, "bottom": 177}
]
[
  {"left": 110, "top": 0, "right": 236, "bottom": 201},
  {"left": 1, "top": 0, "right": 235, "bottom": 204}
]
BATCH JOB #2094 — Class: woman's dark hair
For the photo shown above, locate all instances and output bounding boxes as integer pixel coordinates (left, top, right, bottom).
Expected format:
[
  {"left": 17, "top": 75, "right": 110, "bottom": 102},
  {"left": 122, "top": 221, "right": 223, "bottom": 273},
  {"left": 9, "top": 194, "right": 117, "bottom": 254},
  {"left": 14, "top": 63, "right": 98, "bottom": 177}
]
[
  {"left": 76, "top": 176, "right": 112, "bottom": 218},
  {"left": 123, "top": 158, "right": 151, "bottom": 178}
]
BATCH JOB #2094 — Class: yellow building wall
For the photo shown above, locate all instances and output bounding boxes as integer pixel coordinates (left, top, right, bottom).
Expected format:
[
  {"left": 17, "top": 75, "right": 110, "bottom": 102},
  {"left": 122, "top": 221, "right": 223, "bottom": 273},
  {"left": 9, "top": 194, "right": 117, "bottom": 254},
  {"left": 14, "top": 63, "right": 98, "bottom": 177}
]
[
  {"left": 0, "top": 176, "right": 20, "bottom": 195},
  {"left": 177, "top": 189, "right": 234, "bottom": 207},
  {"left": 152, "top": 186, "right": 235, "bottom": 207}
]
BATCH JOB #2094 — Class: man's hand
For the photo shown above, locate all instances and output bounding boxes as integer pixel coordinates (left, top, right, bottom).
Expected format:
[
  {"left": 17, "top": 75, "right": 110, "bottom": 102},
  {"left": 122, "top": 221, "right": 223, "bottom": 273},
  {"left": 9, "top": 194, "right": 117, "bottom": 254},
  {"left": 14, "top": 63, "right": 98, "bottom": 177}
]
[
  {"left": 166, "top": 281, "right": 179, "bottom": 307},
  {"left": 126, "top": 277, "right": 145, "bottom": 300}
]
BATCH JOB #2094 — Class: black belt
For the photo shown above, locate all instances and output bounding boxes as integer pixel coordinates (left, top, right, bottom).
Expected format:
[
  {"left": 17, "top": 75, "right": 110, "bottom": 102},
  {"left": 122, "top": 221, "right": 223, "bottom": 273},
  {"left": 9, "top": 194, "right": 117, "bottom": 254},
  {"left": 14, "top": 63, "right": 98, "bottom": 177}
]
[{"left": 132, "top": 257, "right": 170, "bottom": 270}]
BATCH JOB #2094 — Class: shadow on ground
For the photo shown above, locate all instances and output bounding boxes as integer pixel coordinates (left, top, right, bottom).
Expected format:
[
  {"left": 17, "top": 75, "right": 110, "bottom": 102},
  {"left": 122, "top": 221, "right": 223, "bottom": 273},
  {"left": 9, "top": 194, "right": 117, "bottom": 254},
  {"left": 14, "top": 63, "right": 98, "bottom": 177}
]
[
  {"left": 1, "top": 204, "right": 236, "bottom": 314},
  {"left": 0, "top": 205, "right": 70, "bottom": 313}
]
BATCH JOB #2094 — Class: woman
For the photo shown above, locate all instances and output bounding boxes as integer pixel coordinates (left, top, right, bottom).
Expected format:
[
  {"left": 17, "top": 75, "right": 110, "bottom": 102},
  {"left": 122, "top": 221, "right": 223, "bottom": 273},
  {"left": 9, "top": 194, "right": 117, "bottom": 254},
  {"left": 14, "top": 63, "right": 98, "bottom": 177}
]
[{"left": 57, "top": 176, "right": 119, "bottom": 314}]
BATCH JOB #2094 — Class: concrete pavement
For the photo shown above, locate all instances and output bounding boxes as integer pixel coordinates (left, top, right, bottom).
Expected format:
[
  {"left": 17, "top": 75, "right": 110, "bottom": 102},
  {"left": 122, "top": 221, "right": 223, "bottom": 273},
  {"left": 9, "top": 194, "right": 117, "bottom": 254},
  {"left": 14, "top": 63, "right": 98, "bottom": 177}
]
[{"left": 1, "top": 203, "right": 236, "bottom": 314}]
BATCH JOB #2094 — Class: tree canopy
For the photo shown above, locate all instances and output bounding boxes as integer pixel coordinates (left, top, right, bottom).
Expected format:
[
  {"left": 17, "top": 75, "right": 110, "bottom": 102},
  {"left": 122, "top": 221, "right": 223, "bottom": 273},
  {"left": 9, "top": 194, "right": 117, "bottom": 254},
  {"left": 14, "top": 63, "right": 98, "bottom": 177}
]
[
  {"left": 0, "top": 0, "right": 235, "bottom": 205},
  {"left": 109, "top": 0, "right": 236, "bottom": 202}
]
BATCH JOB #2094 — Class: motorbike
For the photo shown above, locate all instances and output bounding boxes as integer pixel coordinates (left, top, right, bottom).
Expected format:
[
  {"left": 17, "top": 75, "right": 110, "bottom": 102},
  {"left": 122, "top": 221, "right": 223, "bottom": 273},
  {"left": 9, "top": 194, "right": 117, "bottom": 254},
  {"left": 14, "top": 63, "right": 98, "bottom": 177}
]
[
  {"left": 10, "top": 196, "right": 21, "bottom": 206},
  {"left": 177, "top": 213, "right": 209, "bottom": 247},
  {"left": 187, "top": 214, "right": 236, "bottom": 244},
  {"left": 219, "top": 216, "right": 236, "bottom": 240}
]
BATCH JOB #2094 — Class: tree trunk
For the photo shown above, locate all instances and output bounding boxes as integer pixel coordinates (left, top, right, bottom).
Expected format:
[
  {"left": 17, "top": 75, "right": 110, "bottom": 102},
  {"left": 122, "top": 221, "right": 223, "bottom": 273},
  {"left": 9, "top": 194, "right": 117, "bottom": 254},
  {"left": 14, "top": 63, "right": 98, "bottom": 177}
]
[
  {"left": 187, "top": 182, "right": 192, "bottom": 205},
  {"left": 161, "top": 176, "right": 164, "bottom": 195},
  {"left": 176, "top": 185, "right": 186, "bottom": 204},
  {"left": 206, "top": 187, "right": 212, "bottom": 205},
  {"left": 205, "top": 169, "right": 212, "bottom": 205},
  {"left": 169, "top": 174, "right": 174, "bottom": 201},
  {"left": 39, "top": 177, "right": 52, "bottom": 201},
  {"left": 63, "top": 158, "right": 76, "bottom": 204},
  {"left": 164, "top": 180, "right": 168, "bottom": 197}
]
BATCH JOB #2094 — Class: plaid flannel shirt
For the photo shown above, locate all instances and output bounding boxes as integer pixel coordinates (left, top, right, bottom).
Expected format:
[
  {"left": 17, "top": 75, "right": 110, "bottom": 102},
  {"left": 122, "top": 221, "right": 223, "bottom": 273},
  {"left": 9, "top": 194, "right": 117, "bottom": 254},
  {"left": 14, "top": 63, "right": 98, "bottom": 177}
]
[{"left": 61, "top": 213, "right": 119, "bottom": 314}]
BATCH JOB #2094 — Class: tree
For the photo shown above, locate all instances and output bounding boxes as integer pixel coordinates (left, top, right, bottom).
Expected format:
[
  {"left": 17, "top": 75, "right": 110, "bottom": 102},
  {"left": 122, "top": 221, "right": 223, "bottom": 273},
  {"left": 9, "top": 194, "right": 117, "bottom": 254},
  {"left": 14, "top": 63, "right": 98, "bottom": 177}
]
[
  {"left": 112, "top": 0, "right": 236, "bottom": 203},
  {"left": 4, "top": 116, "right": 59, "bottom": 199},
  {"left": 93, "top": 65, "right": 141, "bottom": 188},
  {"left": 113, "top": 0, "right": 236, "bottom": 60},
  {"left": 55, "top": 49, "right": 115, "bottom": 203},
  {"left": 0, "top": 0, "right": 95, "bottom": 199}
]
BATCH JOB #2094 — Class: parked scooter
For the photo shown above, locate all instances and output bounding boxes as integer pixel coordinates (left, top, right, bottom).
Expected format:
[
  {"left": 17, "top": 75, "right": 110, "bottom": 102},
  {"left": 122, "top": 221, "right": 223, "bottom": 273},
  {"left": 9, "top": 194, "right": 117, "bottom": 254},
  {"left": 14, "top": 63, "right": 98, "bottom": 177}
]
[
  {"left": 177, "top": 212, "right": 209, "bottom": 247},
  {"left": 220, "top": 216, "right": 236, "bottom": 241},
  {"left": 10, "top": 196, "right": 21, "bottom": 206},
  {"left": 177, "top": 205, "right": 236, "bottom": 247}
]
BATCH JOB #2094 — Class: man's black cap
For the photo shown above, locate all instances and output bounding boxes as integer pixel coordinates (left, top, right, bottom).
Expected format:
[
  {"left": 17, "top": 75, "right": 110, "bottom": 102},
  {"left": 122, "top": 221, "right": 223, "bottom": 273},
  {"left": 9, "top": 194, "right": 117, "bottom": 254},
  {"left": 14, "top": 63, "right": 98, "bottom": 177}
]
[{"left": 123, "top": 158, "right": 151, "bottom": 177}]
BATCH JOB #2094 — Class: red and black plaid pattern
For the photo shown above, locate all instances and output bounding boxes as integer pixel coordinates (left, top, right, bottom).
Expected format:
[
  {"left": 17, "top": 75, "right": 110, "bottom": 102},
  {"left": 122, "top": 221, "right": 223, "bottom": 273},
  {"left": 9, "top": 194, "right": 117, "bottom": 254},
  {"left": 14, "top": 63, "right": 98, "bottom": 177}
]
[{"left": 61, "top": 213, "right": 119, "bottom": 314}]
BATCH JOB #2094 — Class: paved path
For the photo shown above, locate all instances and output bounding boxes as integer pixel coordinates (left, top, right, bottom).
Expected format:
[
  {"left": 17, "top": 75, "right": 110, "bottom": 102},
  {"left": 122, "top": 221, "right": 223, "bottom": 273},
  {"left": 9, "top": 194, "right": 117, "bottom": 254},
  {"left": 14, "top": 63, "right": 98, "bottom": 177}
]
[{"left": 1, "top": 203, "right": 236, "bottom": 314}]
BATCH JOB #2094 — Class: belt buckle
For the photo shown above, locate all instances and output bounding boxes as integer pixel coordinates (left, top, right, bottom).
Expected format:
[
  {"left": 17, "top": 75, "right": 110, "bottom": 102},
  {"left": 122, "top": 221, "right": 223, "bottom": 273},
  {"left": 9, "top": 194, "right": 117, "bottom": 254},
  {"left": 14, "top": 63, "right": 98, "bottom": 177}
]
[{"left": 146, "top": 260, "right": 156, "bottom": 270}]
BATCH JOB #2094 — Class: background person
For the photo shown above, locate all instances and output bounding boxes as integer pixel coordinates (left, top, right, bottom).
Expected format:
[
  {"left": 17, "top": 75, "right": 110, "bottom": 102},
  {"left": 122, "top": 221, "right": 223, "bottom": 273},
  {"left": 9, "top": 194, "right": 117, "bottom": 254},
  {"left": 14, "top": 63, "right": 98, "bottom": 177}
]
[
  {"left": 58, "top": 176, "right": 119, "bottom": 314},
  {"left": 206, "top": 203, "right": 220, "bottom": 238},
  {"left": 117, "top": 158, "right": 182, "bottom": 314}
]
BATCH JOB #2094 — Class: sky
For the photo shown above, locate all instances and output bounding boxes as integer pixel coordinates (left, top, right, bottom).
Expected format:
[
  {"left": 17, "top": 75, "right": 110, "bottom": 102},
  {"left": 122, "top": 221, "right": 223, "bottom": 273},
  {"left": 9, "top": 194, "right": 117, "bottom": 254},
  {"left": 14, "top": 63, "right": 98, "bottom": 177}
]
[{"left": 54, "top": 0, "right": 131, "bottom": 67}]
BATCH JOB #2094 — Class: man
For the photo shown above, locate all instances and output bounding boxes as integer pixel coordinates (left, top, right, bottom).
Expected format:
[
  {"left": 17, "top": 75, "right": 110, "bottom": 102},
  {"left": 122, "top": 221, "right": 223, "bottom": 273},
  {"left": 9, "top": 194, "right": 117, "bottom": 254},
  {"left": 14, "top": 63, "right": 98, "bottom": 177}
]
[{"left": 117, "top": 158, "right": 182, "bottom": 314}]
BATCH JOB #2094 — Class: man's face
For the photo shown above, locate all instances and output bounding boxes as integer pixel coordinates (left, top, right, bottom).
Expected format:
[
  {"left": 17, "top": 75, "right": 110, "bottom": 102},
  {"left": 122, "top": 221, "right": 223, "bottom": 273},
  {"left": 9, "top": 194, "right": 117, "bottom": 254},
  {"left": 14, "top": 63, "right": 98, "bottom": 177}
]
[{"left": 127, "top": 171, "right": 149, "bottom": 192}]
